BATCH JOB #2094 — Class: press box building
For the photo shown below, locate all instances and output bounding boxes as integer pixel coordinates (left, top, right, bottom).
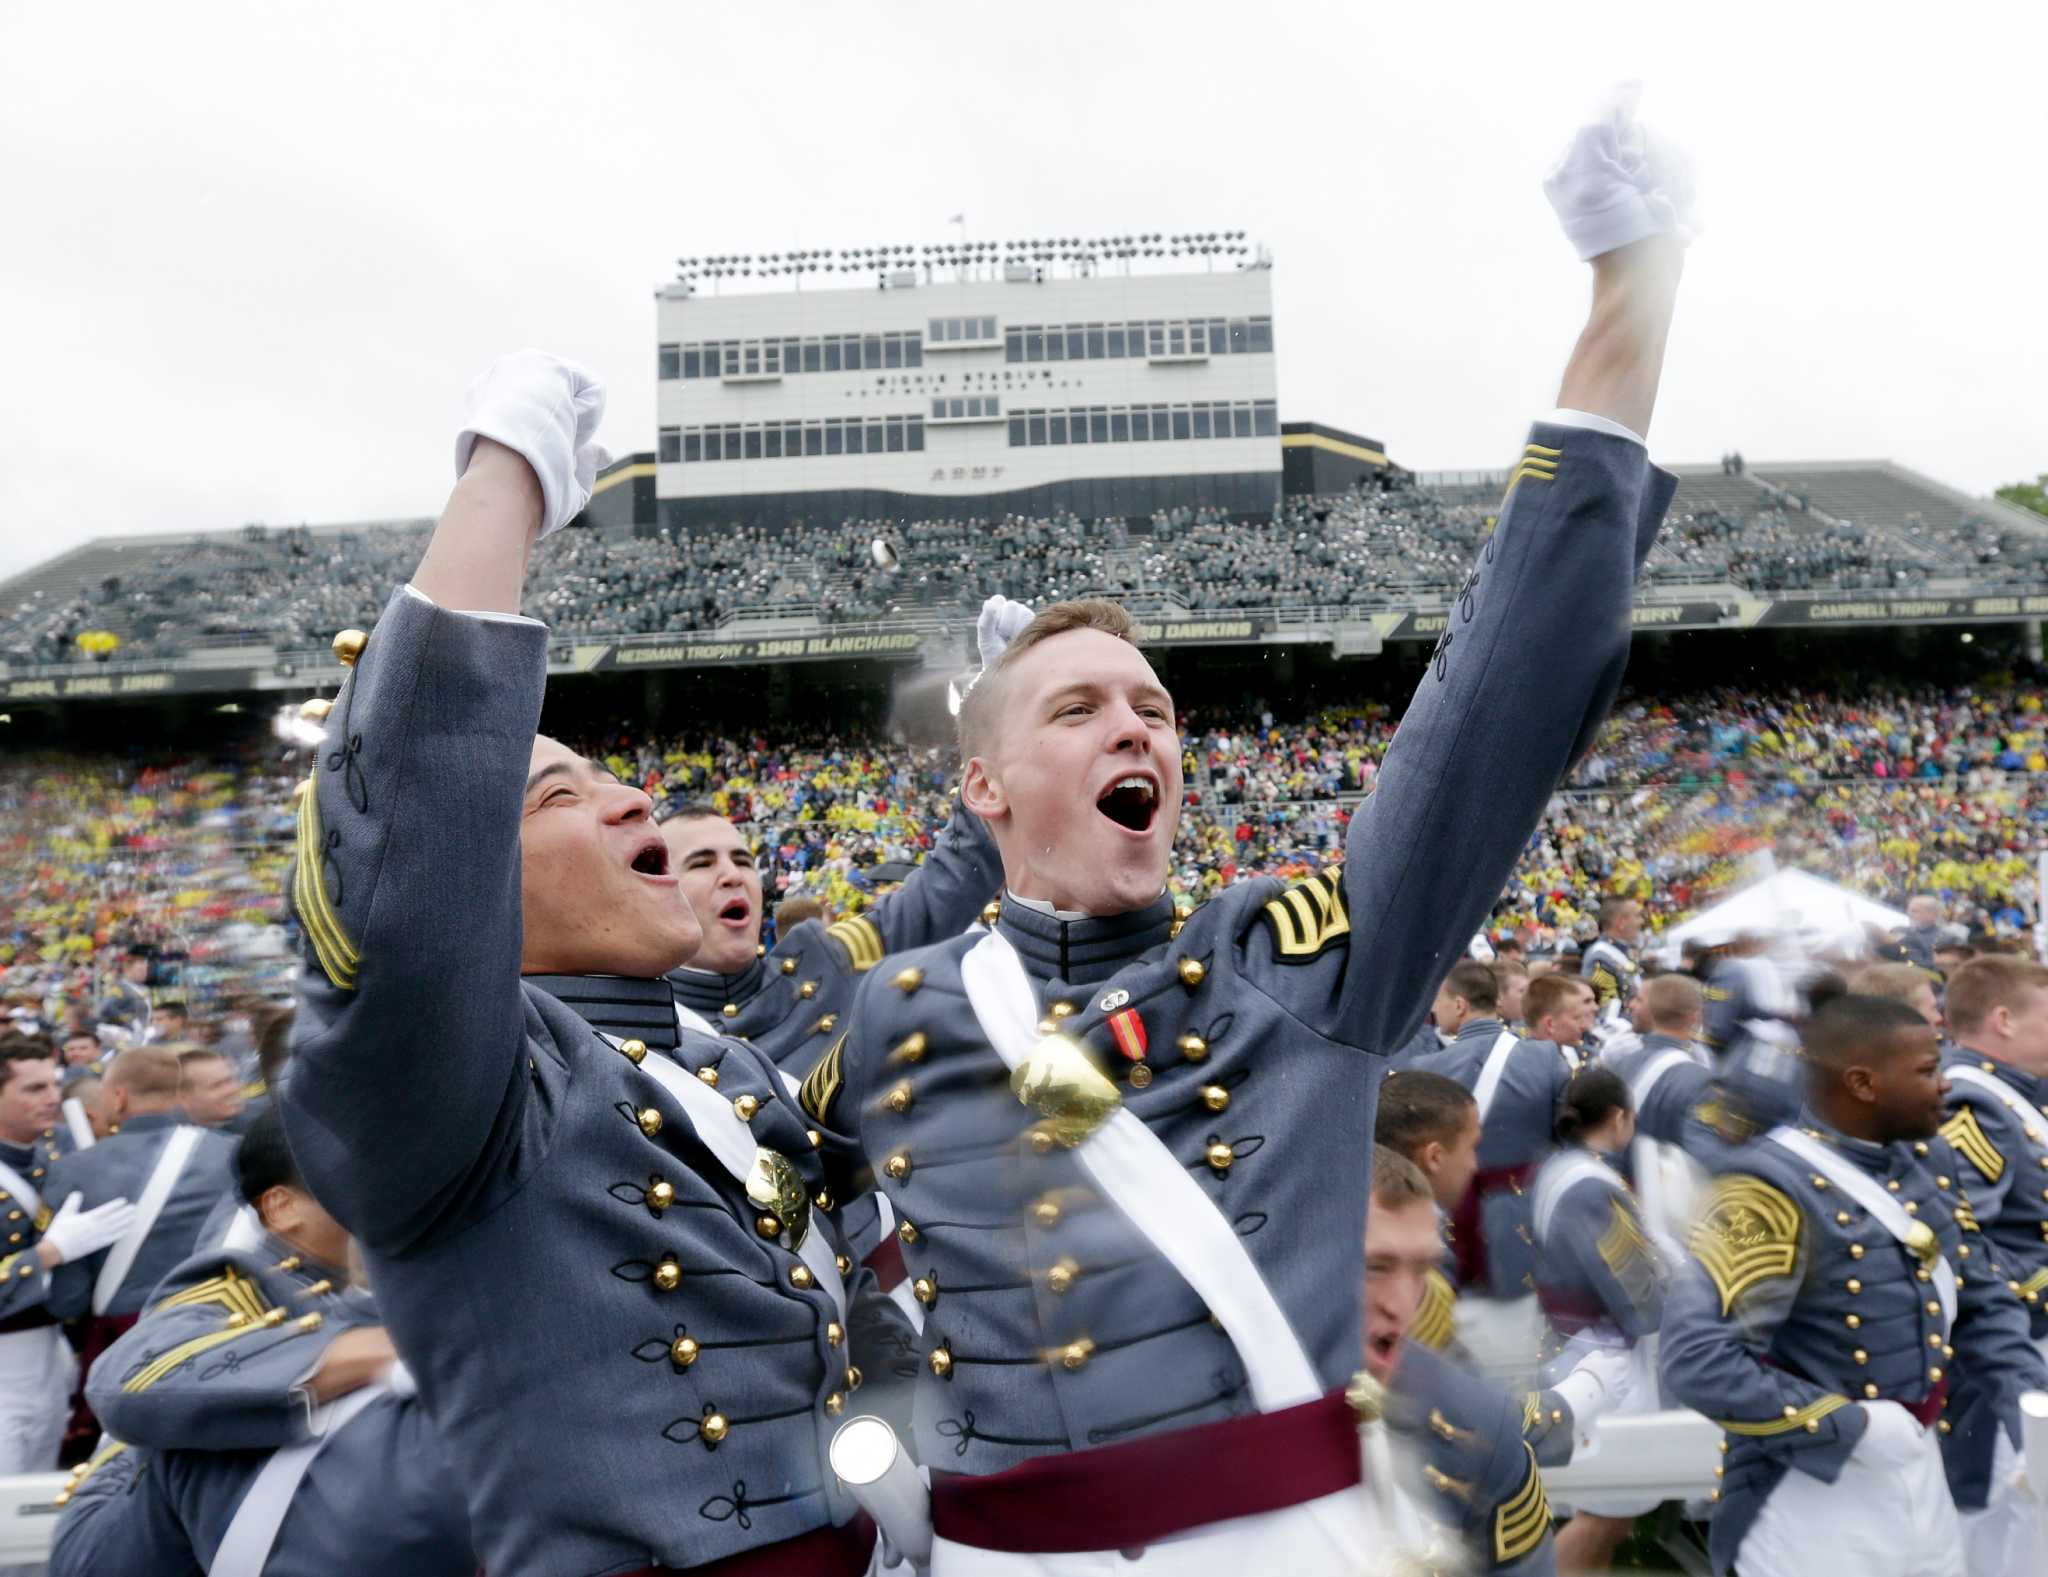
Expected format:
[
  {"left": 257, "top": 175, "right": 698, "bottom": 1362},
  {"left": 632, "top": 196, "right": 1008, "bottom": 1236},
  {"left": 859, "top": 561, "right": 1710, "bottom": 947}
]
[{"left": 652, "top": 238, "right": 1284, "bottom": 531}]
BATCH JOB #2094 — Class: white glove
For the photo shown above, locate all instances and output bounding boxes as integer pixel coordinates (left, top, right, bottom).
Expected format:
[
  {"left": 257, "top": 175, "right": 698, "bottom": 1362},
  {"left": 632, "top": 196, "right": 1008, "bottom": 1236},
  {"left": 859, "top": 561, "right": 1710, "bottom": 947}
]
[
  {"left": 1543, "top": 81, "right": 1698, "bottom": 261},
  {"left": 976, "top": 595, "right": 1036, "bottom": 669},
  {"left": 453, "top": 350, "right": 610, "bottom": 540},
  {"left": 41, "top": 1191, "right": 137, "bottom": 1265},
  {"left": 1550, "top": 1345, "right": 1634, "bottom": 1429}
]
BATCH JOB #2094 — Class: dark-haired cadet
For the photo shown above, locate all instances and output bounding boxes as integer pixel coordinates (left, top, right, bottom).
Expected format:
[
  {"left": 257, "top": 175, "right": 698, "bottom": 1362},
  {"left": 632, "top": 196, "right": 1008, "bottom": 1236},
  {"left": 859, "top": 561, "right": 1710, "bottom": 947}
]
[
  {"left": 1660, "top": 994, "right": 2046, "bottom": 1577},
  {"left": 1530, "top": 1066, "right": 1667, "bottom": 1573},
  {"left": 56, "top": 1106, "right": 472, "bottom": 1577}
]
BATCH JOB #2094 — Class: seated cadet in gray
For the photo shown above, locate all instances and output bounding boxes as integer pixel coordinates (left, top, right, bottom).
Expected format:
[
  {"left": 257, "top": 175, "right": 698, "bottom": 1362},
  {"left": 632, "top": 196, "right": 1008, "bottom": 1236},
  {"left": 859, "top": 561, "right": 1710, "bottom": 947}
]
[
  {"left": 1659, "top": 995, "right": 2046, "bottom": 1577},
  {"left": 44, "top": 1048, "right": 237, "bottom": 1367},
  {"left": 799, "top": 106, "right": 1690, "bottom": 1568},
  {"left": 279, "top": 355, "right": 909, "bottom": 1577},
  {"left": 1365, "top": 1146, "right": 1557, "bottom": 1574},
  {"left": 56, "top": 1107, "right": 472, "bottom": 1577}
]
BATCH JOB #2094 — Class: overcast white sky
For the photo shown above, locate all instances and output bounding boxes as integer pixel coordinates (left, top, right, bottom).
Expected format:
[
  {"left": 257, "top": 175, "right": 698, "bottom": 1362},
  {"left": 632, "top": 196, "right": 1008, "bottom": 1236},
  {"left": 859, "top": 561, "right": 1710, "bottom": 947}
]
[{"left": 3, "top": 1, "right": 2044, "bottom": 582}]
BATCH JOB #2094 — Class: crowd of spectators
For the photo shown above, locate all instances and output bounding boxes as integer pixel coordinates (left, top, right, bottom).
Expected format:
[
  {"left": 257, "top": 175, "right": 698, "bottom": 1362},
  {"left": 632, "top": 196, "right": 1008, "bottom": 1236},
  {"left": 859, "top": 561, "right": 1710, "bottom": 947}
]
[
  {"left": 7, "top": 678, "right": 2046, "bottom": 1030},
  {"left": 8, "top": 469, "right": 2042, "bottom": 666}
]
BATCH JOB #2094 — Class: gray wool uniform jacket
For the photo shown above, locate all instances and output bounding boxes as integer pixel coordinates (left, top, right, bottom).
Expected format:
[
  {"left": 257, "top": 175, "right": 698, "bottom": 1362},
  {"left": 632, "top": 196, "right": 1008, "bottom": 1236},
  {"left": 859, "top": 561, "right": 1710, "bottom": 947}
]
[
  {"left": 58, "top": 1234, "right": 473, "bottom": 1577},
  {"left": 279, "top": 586, "right": 910, "bottom": 1577},
  {"left": 799, "top": 422, "right": 1675, "bottom": 1478}
]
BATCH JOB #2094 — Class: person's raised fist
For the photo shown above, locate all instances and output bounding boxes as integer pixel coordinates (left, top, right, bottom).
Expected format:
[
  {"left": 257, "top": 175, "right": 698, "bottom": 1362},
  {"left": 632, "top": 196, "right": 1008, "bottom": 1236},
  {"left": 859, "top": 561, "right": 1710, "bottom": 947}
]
[
  {"left": 1543, "top": 82, "right": 1699, "bottom": 262},
  {"left": 454, "top": 350, "right": 610, "bottom": 540}
]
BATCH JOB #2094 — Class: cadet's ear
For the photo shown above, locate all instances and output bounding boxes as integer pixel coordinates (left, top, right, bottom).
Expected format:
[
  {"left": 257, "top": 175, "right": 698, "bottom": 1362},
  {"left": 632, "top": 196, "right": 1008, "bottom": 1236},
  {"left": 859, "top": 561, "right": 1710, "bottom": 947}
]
[
  {"left": 961, "top": 755, "right": 1006, "bottom": 822},
  {"left": 1417, "top": 1138, "right": 1444, "bottom": 1178},
  {"left": 1840, "top": 1064, "right": 1880, "bottom": 1106}
]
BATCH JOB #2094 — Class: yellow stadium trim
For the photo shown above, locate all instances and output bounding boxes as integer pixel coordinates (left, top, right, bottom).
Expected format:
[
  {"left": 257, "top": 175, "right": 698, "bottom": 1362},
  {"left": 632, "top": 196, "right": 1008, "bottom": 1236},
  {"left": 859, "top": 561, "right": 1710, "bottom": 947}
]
[
  {"left": 294, "top": 773, "right": 359, "bottom": 991},
  {"left": 590, "top": 461, "right": 656, "bottom": 496},
  {"left": 1493, "top": 1443, "right": 1550, "bottom": 1563},
  {"left": 800, "top": 1034, "right": 846, "bottom": 1125},
  {"left": 1941, "top": 1106, "right": 2004, "bottom": 1184},
  {"left": 826, "top": 917, "right": 885, "bottom": 974},
  {"left": 1278, "top": 433, "right": 1390, "bottom": 466},
  {"left": 1692, "top": 1175, "right": 1801, "bottom": 1316},
  {"left": 1717, "top": 1394, "right": 1851, "bottom": 1437},
  {"left": 1413, "top": 1267, "right": 1456, "bottom": 1352}
]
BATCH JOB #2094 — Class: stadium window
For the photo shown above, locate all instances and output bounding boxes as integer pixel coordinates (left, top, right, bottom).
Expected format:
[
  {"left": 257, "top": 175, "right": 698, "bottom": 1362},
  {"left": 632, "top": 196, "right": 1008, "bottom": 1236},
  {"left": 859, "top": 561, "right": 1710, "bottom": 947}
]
[
  {"left": 887, "top": 417, "right": 905, "bottom": 452},
  {"left": 1049, "top": 411, "right": 1068, "bottom": 444},
  {"left": 1089, "top": 408, "right": 1109, "bottom": 444},
  {"left": 804, "top": 422, "right": 823, "bottom": 456},
  {"left": 659, "top": 344, "right": 680, "bottom": 380},
  {"left": 1172, "top": 407, "right": 1191, "bottom": 441},
  {"left": 929, "top": 319, "right": 948, "bottom": 343},
  {"left": 1085, "top": 325, "right": 1105, "bottom": 359},
  {"left": 762, "top": 343, "right": 780, "bottom": 375},
  {"left": 1068, "top": 407, "right": 1088, "bottom": 445},
  {"left": 1209, "top": 319, "right": 1227, "bottom": 353},
  {"left": 1191, "top": 406, "right": 1211, "bottom": 440},
  {"left": 1025, "top": 328, "right": 1044, "bottom": 361},
  {"left": 703, "top": 430, "right": 723, "bottom": 462},
  {"left": 1058, "top": 328, "right": 1078, "bottom": 360},
  {"left": 980, "top": 316, "right": 996, "bottom": 339},
  {"left": 681, "top": 346, "right": 701, "bottom": 379},
  {"left": 683, "top": 431, "right": 702, "bottom": 463},
  {"left": 803, "top": 341, "right": 821, "bottom": 373},
  {"left": 905, "top": 335, "right": 922, "bottom": 367},
  {"left": 764, "top": 427, "right": 783, "bottom": 459},
  {"left": 825, "top": 422, "right": 844, "bottom": 456},
  {"left": 784, "top": 338, "right": 800, "bottom": 370},
  {"left": 784, "top": 421, "right": 802, "bottom": 452},
  {"left": 1130, "top": 408, "right": 1149, "bottom": 442},
  {"left": 744, "top": 427, "right": 763, "bottom": 460},
  {"left": 1248, "top": 318, "right": 1273, "bottom": 352},
  {"left": 1227, "top": 321, "right": 1248, "bottom": 354},
  {"left": 1104, "top": 325, "right": 1125, "bottom": 359},
  {"left": 743, "top": 343, "right": 760, "bottom": 375},
  {"left": 1186, "top": 322, "right": 1206, "bottom": 355},
  {"left": 1008, "top": 413, "right": 1026, "bottom": 445},
  {"left": 722, "top": 344, "right": 741, "bottom": 377},
  {"left": 822, "top": 338, "right": 842, "bottom": 372},
  {"left": 659, "top": 427, "right": 681, "bottom": 462},
  {"left": 1148, "top": 322, "right": 1166, "bottom": 357},
  {"left": 1005, "top": 327, "right": 1023, "bottom": 362},
  {"left": 908, "top": 416, "right": 924, "bottom": 451},
  {"left": 1151, "top": 403, "right": 1169, "bottom": 437},
  {"left": 867, "top": 419, "right": 885, "bottom": 452},
  {"left": 1168, "top": 324, "right": 1186, "bottom": 356},
  {"left": 862, "top": 335, "right": 883, "bottom": 370},
  {"left": 1046, "top": 326, "right": 1065, "bottom": 362},
  {"left": 1232, "top": 404, "right": 1253, "bottom": 438},
  {"left": 885, "top": 335, "right": 904, "bottom": 369},
  {"left": 1253, "top": 400, "right": 1277, "bottom": 436},
  {"left": 1106, "top": 410, "right": 1126, "bottom": 442},
  {"left": 1028, "top": 412, "right": 1047, "bottom": 446}
]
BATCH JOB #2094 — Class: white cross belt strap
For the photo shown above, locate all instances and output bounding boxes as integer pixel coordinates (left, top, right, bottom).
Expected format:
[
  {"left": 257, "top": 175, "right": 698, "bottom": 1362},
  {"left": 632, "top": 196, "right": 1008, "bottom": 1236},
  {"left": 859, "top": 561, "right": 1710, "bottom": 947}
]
[
  {"left": 1472, "top": 1029, "right": 1521, "bottom": 1124},
  {"left": 96, "top": 1124, "right": 204, "bottom": 1316},
  {"left": 0, "top": 1158, "right": 43, "bottom": 1222},
  {"left": 1531, "top": 1150, "right": 1621, "bottom": 1244},
  {"left": 617, "top": 1039, "right": 847, "bottom": 1323},
  {"left": 1945, "top": 1064, "right": 2048, "bottom": 1132},
  {"left": 209, "top": 1380, "right": 390, "bottom": 1577},
  {"left": 1767, "top": 1127, "right": 1956, "bottom": 1332},
  {"left": 1626, "top": 1047, "right": 1695, "bottom": 1112},
  {"left": 959, "top": 929, "right": 1321, "bottom": 1411}
]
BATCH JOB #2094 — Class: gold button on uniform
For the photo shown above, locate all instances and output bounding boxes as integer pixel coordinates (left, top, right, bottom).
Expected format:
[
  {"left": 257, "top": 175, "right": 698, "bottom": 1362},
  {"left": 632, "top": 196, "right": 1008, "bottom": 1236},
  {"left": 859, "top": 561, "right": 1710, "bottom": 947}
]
[
  {"left": 1178, "top": 1033, "right": 1208, "bottom": 1061},
  {"left": 913, "top": 1277, "right": 938, "bottom": 1307},
  {"left": 697, "top": 1067, "right": 719, "bottom": 1087},
  {"left": 617, "top": 1038, "right": 647, "bottom": 1065},
  {"left": 671, "top": 1336, "right": 700, "bottom": 1368},
  {"left": 1059, "top": 1340, "right": 1093, "bottom": 1371},
  {"left": 790, "top": 1265, "right": 815, "bottom": 1290},
  {"left": 331, "top": 628, "right": 368, "bottom": 665},
  {"left": 884, "top": 1151, "right": 912, "bottom": 1181},
  {"left": 890, "top": 1033, "right": 928, "bottom": 1064},
  {"left": 1849, "top": 1243, "right": 1864, "bottom": 1260},
  {"left": 653, "top": 1260, "right": 681, "bottom": 1292},
  {"left": 1046, "top": 1258, "right": 1078, "bottom": 1294},
  {"left": 1200, "top": 1085, "right": 1229, "bottom": 1112},
  {"left": 836, "top": 1254, "right": 852, "bottom": 1277},
  {"left": 884, "top": 1081, "right": 914, "bottom": 1114},
  {"left": 929, "top": 1346, "right": 953, "bottom": 1378},
  {"left": 701, "top": 1413, "right": 729, "bottom": 1445},
  {"left": 1205, "top": 1142, "right": 1234, "bottom": 1174},
  {"left": 826, "top": 1322, "right": 844, "bottom": 1347},
  {"left": 755, "top": 1215, "right": 782, "bottom": 1240},
  {"left": 899, "top": 1220, "right": 919, "bottom": 1244},
  {"left": 1864, "top": 1383, "right": 1880, "bottom": 1399},
  {"left": 722, "top": 1004, "right": 739, "bottom": 1019},
  {"left": 800, "top": 982, "right": 818, "bottom": 1000},
  {"left": 824, "top": 1392, "right": 845, "bottom": 1416},
  {"left": 637, "top": 1108, "right": 663, "bottom": 1137},
  {"left": 1177, "top": 958, "right": 1206, "bottom": 987},
  {"left": 781, "top": 958, "right": 798, "bottom": 975},
  {"left": 1846, "top": 1314, "right": 1861, "bottom": 1329},
  {"left": 846, "top": 1366, "right": 862, "bottom": 1391},
  {"left": 732, "top": 1095, "right": 759, "bottom": 1122},
  {"left": 892, "top": 968, "right": 924, "bottom": 994}
]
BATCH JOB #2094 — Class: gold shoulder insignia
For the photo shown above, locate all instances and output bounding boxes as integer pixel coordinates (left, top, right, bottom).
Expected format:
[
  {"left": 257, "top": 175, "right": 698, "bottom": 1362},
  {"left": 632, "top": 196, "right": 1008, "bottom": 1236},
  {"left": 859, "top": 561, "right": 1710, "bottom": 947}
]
[
  {"left": 1412, "top": 1267, "right": 1456, "bottom": 1352},
  {"left": 154, "top": 1265, "right": 272, "bottom": 1325},
  {"left": 1589, "top": 964, "right": 1617, "bottom": 1002},
  {"left": 1597, "top": 1195, "right": 1659, "bottom": 1305},
  {"left": 825, "top": 917, "right": 885, "bottom": 974},
  {"left": 124, "top": 1309, "right": 289, "bottom": 1395},
  {"left": 1519, "top": 1390, "right": 1543, "bottom": 1436},
  {"left": 1502, "top": 442, "right": 1560, "bottom": 505},
  {"left": 2017, "top": 1268, "right": 2048, "bottom": 1302},
  {"left": 240, "top": 1079, "right": 268, "bottom": 1100},
  {"left": 293, "top": 767, "right": 359, "bottom": 991},
  {"left": 1493, "top": 1443, "right": 1550, "bottom": 1563},
  {"left": 1259, "top": 868, "right": 1349, "bottom": 963},
  {"left": 799, "top": 1034, "right": 846, "bottom": 1125},
  {"left": 1941, "top": 1106, "right": 2004, "bottom": 1184},
  {"left": 1691, "top": 1175, "right": 1801, "bottom": 1316}
]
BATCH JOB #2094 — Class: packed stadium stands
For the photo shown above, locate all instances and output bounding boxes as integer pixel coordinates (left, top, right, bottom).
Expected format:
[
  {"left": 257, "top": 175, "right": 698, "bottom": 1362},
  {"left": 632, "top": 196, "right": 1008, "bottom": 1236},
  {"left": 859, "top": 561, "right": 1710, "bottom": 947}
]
[{"left": 4, "top": 458, "right": 2041, "bottom": 667}]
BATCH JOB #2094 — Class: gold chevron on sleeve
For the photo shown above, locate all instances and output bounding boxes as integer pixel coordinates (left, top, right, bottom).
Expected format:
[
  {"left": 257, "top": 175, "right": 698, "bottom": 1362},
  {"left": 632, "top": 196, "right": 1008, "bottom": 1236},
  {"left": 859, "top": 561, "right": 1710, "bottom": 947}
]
[
  {"left": 799, "top": 1034, "right": 846, "bottom": 1125},
  {"left": 1412, "top": 1267, "right": 1456, "bottom": 1352},
  {"left": 293, "top": 768, "right": 359, "bottom": 991},
  {"left": 1260, "top": 870, "right": 1350, "bottom": 961},
  {"left": 1691, "top": 1175, "right": 1802, "bottom": 1316},
  {"left": 1941, "top": 1106, "right": 2005, "bottom": 1183},
  {"left": 825, "top": 917, "right": 885, "bottom": 974},
  {"left": 2016, "top": 1268, "right": 2048, "bottom": 1301},
  {"left": 1717, "top": 1394, "right": 1851, "bottom": 1437},
  {"left": 154, "top": 1266, "right": 273, "bottom": 1325},
  {"left": 1501, "top": 444, "right": 1562, "bottom": 504},
  {"left": 123, "top": 1314, "right": 286, "bottom": 1395},
  {"left": 1598, "top": 1196, "right": 1659, "bottom": 1305},
  {"left": 1492, "top": 1443, "right": 1551, "bottom": 1563}
]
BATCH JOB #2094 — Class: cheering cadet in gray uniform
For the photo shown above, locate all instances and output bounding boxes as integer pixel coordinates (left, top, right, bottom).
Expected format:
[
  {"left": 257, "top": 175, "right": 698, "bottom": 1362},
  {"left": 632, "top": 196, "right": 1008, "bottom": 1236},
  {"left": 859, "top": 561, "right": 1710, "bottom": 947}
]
[
  {"left": 798, "top": 89, "right": 1693, "bottom": 1573},
  {"left": 54, "top": 1107, "right": 473, "bottom": 1577},
  {"left": 279, "top": 354, "right": 908, "bottom": 1577},
  {"left": 1577, "top": 898, "right": 1642, "bottom": 1016},
  {"left": 1659, "top": 995, "right": 2047, "bottom": 1577}
]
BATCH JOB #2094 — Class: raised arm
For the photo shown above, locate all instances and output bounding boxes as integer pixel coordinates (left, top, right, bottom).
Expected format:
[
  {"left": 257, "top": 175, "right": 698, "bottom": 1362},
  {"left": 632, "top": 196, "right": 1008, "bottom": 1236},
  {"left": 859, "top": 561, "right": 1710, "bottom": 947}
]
[
  {"left": 834, "top": 796, "right": 1000, "bottom": 966},
  {"left": 282, "top": 355, "right": 606, "bottom": 1253}
]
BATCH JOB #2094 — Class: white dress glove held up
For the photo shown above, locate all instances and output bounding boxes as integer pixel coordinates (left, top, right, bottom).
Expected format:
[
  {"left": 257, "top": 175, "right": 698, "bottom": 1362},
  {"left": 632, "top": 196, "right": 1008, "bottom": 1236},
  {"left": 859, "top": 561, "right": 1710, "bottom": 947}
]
[
  {"left": 453, "top": 350, "right": 611, "bottom": 540},
  {"left": 1543, "top": 81, "right": 1699, "bottom": 261},
  {"left": 42, "top": 1191, "right": 138, "bottom": 1264},
  {"left": 976, "top": 595, "right": 1036, "bottom": 669}
]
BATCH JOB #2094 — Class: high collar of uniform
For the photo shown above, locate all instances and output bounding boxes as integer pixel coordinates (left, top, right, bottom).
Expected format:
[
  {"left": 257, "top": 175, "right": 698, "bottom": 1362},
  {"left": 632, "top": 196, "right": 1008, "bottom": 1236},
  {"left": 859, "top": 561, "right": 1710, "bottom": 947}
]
[
  {"left": 668, "top": 952, "right": 765, "bottom": 1014},
  {"left": 525, "top": 973, "right": 678, "bottom": 1052},
  {"left": 120, "top": 1111, "right": 179, "bottom": 1137},
  {"left": 994, "top": 891, "right": 1177, "bottom": 986},
  {"left": 1952, "top": 1048, "right": 2046, "bottom": 1101},
  {"left": 1800, "top": 1108, "right": 1898, "bottom": 1172},
  {"left": 1454, "top": 1017, "right": 1504, "bottom": 1043},
  {"left": 260, "top": 1229, "right": 350, "bottom": 1288},
  {"left": 0, "top": 1137, "right": 36, "bottom": 1169}
]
